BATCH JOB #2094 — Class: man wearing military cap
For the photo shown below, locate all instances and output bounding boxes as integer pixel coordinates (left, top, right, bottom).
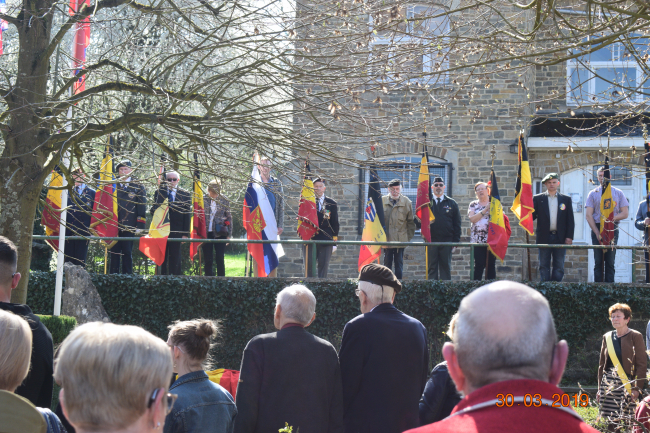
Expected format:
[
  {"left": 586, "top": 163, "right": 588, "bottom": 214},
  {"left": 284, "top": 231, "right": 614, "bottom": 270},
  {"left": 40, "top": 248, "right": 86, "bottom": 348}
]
[
  {"left": 532, "top": 173, "right": 575, "bottom": 281},
  {"left": 339, "top": 263, "right": 429, "bottom": 433},
  {"left": 428, "top": 176, "right": 461, "bottom": 280},
  {"left": 382, "top": 179, "right": 415, "bottom": 279},
  {"left": 109, "top": 160, "right": 147, "bottom": 274}
]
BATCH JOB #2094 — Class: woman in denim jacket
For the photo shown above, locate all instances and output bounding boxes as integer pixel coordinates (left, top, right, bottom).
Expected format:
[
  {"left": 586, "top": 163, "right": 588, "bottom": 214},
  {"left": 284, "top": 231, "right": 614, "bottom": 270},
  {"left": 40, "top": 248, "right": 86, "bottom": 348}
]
[{"left": 165, "top": 319, "right": 237, "bottom": 433}]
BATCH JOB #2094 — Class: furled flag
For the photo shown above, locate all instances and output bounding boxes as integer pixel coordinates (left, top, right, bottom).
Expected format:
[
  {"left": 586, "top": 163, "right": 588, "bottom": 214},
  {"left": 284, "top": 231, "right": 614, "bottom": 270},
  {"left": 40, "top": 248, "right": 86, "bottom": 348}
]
[
  {"left": 70, "top": 0, "right": 90, "bottom": 94},
  {"left": 297, "top": 161, "right": 319, "bottom": 241},
  {"left": 416, "top": 151, "right": 435, "bottom": 241},
  {"left": 0, "top": 0, "right": 8, "bottom": 56},
  {"left": 139, "top": 197, "right": 171, "bottom": 266},
  {"left": 90, "top": 138, "right": 119, "bottom": 248},
  {"left": 645, "top": 141, "right": 650, "bottom": 282},
  {"left": 358, "top": 169, "right": 387, "bottom": 270},
  {"left": 206, "top": 369, "right": 241, "bottom": 400},
  {"left": 487, "top": 169, "right": 511, "bottom": 262},
  {"left": 510, "top": 134, "right": 534, "bottom": 235},
  {"left": 600, "top": 157, "right": 616, "bottom": 246},
  {"left": 243, "top": 154, "right": 284, "bottom": 277},
  {"left": 41, "top": 166, "right": 65, "bottom": 250},
  {"left": 190, "top": 167, "right": 206, "bottom": 261}
]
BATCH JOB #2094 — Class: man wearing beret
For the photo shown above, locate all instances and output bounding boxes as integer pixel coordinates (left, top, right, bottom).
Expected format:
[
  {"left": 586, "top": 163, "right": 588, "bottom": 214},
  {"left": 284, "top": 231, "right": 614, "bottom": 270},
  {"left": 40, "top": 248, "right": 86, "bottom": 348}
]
[
  {"left": 532, "top": 173, "right": 574, "bottom": 282},
  {"left": 428, "top": 177, "right": 461, "bottom": 280},
  {"left": 109, "top": 160, "right": 148, "bottom": 274},
  {"left": 382, "top": 179, "right": 415, "bottom": 279},
  {"left": 339, "top": 264, "right": 429, "bottom": 433}
]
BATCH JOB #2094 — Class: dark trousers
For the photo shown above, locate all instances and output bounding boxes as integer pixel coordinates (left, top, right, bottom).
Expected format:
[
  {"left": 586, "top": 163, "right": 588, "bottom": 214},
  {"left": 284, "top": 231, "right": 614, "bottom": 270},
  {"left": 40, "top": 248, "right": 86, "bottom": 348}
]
[
  {"left": 109, "top": 230, "right": 134, "bottom": 274},
  {"left": 591, "top": 224, "right": 619, "bottom": 283},
  {"left": 427, "top": 245, "right": 452, "bottom": 280},
  {"left": 538, "top": 232, "right": 567, "bottom": 282},
  {"left": 203, "top": 232, "right": 227, "bottom": 276},
  {"left": 160, "top": 234, "right": 183, "bottom": 275},
  {"left": 304, "top": 244, "right": 333, "bottom": 278},
  {"left": 473, "top": 245, "right": 496, "bottom": 280},
  {"left": 64, "top": 239, "right": 89, "bottom": 268},
  {"left": 383, "top": 248, "right": 405, "bottom": 279}
]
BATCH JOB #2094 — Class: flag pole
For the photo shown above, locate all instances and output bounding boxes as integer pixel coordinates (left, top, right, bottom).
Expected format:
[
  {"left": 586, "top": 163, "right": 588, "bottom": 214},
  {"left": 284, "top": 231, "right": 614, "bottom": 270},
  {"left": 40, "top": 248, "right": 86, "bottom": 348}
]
[
  {"left": 486, "top": 145, "right": 496, "bottom": 280},
  {"left": 104, "top": 245, "right": 108, "bottom": 274},
  {"left": 644, "top": 124, "right": 650, "bottom": 283},
  {"left": 523, "top": 130, "right": 532, "bottom": 281},
  {"left": 423, "top": 130, "right": 429, "bottom": 281}
]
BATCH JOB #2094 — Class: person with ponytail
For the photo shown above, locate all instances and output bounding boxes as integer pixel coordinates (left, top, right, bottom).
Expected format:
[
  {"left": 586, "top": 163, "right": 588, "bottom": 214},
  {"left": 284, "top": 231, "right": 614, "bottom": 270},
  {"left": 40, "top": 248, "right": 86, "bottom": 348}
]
[{"left": 165, "top": 319, "right": 237, "bottom": 433}]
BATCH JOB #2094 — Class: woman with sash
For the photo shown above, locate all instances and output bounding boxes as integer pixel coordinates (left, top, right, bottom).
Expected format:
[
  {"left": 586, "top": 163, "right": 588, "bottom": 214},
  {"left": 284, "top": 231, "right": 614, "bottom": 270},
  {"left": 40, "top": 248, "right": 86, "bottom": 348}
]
[{"left": 597, "top": 303, "right": 647, "bottom": 431}]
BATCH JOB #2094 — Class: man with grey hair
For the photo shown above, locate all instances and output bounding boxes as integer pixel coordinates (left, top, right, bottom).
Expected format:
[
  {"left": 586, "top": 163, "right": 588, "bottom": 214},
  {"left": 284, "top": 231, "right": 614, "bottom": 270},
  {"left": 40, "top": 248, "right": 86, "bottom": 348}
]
[
  {"left": 235, "top": 284, "right": 343, "bottom": 433},
  {"left": 405, "top": 281, "right": 598, "bottom": 433},
  {"left": 339, "top": 263, "right": 428, "bottom": 433}
]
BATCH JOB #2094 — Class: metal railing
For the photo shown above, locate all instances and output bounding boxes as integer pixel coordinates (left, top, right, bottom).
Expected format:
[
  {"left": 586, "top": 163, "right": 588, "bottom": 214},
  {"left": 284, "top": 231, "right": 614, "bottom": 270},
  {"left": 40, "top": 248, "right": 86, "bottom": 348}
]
[{"left": 31, "top": 236, "right": 648, "bottom": 282}]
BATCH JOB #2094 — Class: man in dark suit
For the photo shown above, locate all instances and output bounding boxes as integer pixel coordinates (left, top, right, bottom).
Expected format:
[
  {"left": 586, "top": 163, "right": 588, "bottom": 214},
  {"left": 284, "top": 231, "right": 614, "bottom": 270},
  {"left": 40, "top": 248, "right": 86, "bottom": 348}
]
[
  {"left": 64, "top": 167, "right": 96, "bottom": 268},
  {"left": 110, "top": 160, "right": 147, "bottom": 274},
  {"left": 305, "top": 177, "right": 339, "bottom": 278},
  {"left": 150, "top": 170, "right": 191, "bottom": 275},
  {"left": 235, "top": 284, "right": 344, "bottom": 433},
  {"left": 429, "top": 177, "right": 461, "bottom": 280},
  {"left": 532, "top": 173, "right": 575, "bottom": 282},
  {"left": 339, "top": 264, "right": 429, "bottom": 433}
]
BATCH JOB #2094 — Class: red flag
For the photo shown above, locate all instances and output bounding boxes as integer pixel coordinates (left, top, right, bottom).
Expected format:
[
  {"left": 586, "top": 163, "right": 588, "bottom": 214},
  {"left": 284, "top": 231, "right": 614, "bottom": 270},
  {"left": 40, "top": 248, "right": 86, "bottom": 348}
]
[
  {"left": 510, "top": 134, "right": 534, "bottom": 235},
  {"left": 487, "top": 170, "right": 510, "bottom": 262},
  {"left": 190, "top": 169, "right": 206, "bottom": 261},
  {"left": 90, "top": 138, "right": 119, "bottom": 248},
  {"left": 70, "top": 0, "right": 90, "bottom": 94},
  {"left": 297, "top": 162, "right": 318, "bottom": 241},
  {"left": 415, "top": 151, "right": 435, "bottom": 241}
]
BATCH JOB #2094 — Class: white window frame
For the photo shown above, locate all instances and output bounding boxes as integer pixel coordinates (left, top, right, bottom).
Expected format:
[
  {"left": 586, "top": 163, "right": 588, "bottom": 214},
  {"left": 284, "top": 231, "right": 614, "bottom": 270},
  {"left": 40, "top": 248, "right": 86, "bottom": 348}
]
[
  {"left": 567, "top": 37, "right": 650, "bottom": 106},
  {"left": 368, "top": 4, "right": 450, "bottom": 84}
]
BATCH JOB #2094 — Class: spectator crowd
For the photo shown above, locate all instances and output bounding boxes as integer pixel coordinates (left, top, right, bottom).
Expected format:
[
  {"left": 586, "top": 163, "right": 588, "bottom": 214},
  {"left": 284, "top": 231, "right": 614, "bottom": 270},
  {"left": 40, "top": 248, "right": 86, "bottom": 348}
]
[{"left": 3, "top": 232, "right": 649, "bottom": 432}]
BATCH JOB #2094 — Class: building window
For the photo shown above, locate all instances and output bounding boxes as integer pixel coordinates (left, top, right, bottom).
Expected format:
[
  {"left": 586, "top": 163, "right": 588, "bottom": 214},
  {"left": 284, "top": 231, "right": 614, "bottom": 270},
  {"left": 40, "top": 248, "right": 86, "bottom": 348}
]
[
  {"left": 591, "top": 165, "right": 632, "bottom": 186},
  {"left": 357, "top": 156, "right": 452, "bottom": 234},
  {"left": 533, "top": 179, "right": 543, "bottom": 195},
  {"left": 369, "top": 5, "right": 449, "bottom": 84},
  {"left": 567, "top": 34, "right": 650, "bottom": 105}
]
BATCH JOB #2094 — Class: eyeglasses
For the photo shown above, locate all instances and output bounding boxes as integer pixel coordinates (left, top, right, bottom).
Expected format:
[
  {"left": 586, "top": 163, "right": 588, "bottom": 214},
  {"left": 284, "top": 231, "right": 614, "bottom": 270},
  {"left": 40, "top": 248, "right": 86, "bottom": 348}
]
[
  {"left": 148, "top": 388, "right": 177, "bottom": 415},
  {"left": 354, "top": 288, "right": 365, "bottom": 297},
  {"left": 167, "top": 178, "right": 179, "bottom": 182},
  {"left": 433, "top": 183, "right": 444, "bottom": 187}
]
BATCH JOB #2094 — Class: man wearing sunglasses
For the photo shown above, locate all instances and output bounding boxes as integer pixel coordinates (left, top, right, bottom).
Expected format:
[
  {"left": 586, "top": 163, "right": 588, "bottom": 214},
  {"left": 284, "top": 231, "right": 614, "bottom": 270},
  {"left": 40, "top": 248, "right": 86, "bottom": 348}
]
[
  {"left": 428, "top": 177, "right": 461, "bottom": 280},
  {"left": 150, "top": 171, "right": 191, "bottom": 275}
]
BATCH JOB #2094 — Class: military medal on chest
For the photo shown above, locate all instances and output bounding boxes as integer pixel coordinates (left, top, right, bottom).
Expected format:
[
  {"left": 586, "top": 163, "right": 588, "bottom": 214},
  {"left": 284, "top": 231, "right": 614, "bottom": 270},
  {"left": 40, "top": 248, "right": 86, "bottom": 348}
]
[{"left": 323, "top": 209, "right": 331, "bottom": 220}]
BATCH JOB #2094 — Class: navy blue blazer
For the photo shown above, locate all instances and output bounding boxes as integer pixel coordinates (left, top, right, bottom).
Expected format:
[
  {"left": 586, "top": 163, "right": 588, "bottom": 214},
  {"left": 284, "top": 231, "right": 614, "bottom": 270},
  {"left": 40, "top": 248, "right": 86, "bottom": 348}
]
[
  {"left": 66, "top": 185, "right": 96, "bottom": 236},
  {"left": 339, "top": 303, "right": 429, "bottom": 433}
]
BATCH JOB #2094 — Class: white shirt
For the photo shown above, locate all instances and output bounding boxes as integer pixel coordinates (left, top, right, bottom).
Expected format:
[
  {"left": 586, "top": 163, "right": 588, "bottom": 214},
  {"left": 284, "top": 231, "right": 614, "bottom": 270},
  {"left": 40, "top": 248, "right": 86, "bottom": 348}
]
[
  {"left": 121, "top": 177, "right": 132, "bottom": 189},
  {"left": 76, "top": 184, "right": 86, "bottom": 195},
  {"left": 548, "top": 193, "right": 558, "bottom": 232},
  {"left": 169, "top": 187, "right": 177, "bottom": 202},
  {"left": 208, "top": 200, "right": 217, "bottom": 231},
  {"left": 434, "top": 194, "right": 444, "bottom": 205},
  {"left": 317, "top": 195, "right": 325, "bottom": 211}
]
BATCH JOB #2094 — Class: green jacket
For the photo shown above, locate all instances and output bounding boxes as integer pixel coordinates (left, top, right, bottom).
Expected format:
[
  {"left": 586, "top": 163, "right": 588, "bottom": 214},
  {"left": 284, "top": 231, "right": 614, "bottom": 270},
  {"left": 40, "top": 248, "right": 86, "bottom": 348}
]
[{"left": 382, "top": 195, "right": 416, "bottom": 243}]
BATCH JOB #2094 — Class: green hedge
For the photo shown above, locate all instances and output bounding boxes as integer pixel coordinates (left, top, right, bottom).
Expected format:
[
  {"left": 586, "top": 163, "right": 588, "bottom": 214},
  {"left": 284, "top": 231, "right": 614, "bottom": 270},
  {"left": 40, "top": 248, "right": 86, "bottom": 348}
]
[
  {"left": 25, "top": 272, "right": 650, "bottom": 384},
  {"left": 36, "top": 315, "right": 77, "bottom": 345}
]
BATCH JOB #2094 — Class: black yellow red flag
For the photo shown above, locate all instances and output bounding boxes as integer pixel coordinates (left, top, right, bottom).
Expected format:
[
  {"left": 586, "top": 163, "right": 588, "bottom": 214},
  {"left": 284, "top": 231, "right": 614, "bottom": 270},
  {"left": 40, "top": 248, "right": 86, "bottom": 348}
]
[{"left": 510, "top": 134, "right": 534, "bottom": 235}]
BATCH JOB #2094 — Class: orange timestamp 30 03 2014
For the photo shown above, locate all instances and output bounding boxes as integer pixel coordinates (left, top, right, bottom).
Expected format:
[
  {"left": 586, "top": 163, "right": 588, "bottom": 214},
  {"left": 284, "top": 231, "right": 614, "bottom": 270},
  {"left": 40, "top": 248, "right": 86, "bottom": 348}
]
[{"left": 496, "top": 393, "right": 590, "bottom": 408}]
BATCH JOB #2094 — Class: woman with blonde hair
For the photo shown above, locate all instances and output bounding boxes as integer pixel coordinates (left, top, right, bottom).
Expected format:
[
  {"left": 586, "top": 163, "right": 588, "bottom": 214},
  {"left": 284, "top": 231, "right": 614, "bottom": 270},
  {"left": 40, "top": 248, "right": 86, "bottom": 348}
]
[
  {"left": 0, "top": 309, "right": 65, "bottom": 433},
  {"left": 597, "top": 303, "right": 647, "bottom": 432},
  {"left": 468, "top": 181, "right": 495, "bottom": 280},
  {"left": 55, "top": 322, "right": 174, "bottom": 433},
  {"left": 165, "top": 319, "right": 236, "bottom": 433}
]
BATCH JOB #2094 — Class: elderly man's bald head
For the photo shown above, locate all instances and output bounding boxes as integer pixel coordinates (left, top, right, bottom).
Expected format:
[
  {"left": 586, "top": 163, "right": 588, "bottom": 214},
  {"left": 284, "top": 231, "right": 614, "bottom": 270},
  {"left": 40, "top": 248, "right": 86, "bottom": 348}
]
[{"left": 448, "top": 281, "right": 558, "bottom": 390}]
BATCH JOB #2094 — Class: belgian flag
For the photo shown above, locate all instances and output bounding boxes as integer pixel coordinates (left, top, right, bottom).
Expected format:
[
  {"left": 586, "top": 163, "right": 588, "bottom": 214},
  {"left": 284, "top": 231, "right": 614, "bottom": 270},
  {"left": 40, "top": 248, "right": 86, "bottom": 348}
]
[
  {"left": 190, "top": 168, "right": 206, "bottom": 261},
  {"left": 42, "top": 166, "right": 65, "bottom": 250},
  {"left": 415, "top": 151, "right": 435, "bottom": 242},
  {"left": 90, "top": 137, "right": 119, "bottom": 248},
  {"left": 600, "top": 157, "right": 615, "bottom": 246},
  {"left": 510, "top": 134, "right": 534, "bottom": 235},
  {"left": 297, "top": 161, "right": 319, "bottom": 241},
  {"left": 487, "top": 170, "right": 511, "bottom": 262}
]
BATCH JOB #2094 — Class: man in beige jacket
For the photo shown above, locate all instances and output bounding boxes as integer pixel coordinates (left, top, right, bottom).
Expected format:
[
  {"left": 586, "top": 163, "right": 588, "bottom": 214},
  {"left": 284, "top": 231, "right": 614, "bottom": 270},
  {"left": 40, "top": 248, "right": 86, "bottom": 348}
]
[{"left": 382, "top": 179, "right": 416, "bottom": 279}]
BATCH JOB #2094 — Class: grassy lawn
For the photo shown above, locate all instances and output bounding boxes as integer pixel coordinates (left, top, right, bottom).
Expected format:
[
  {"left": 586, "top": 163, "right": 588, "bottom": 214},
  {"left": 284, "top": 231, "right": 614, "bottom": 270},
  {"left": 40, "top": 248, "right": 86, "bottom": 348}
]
[{"left": 224, "top": 252, "right": 247, "bottom": 276}]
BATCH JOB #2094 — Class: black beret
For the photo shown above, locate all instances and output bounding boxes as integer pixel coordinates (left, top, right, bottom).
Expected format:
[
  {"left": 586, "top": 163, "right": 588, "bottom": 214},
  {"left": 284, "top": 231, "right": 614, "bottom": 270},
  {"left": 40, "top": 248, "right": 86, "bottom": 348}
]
[
  {"left": 359, "top": 263, "right": 402, "bottom": 293},
  {"left": 433, "top": 177, "right": 444, "bottom": 184},
  {"left": 116, "top": 160, "right": 132, "bottom": 170},
  {"left": 388, "top": 179, "right": 401, "bottom": 187}
]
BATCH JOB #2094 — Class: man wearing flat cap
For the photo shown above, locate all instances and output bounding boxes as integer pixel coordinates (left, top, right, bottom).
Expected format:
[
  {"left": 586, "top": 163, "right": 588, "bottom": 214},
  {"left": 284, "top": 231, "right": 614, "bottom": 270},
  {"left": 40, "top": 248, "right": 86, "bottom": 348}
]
[
  {"left": 428, "top": 176, "right": 461, "bottom": 280},
  {"left": 382, "top": 179, "right": 415, "bottom": 279},
  {"left": 109, "top": 160, "right": 147, "bottom": 274},
  {"left": 532, "top": 173, "right": 574, "bottom": 282},
  {"left": 339, "top": 263, "right": 428, "bottom": 433}
]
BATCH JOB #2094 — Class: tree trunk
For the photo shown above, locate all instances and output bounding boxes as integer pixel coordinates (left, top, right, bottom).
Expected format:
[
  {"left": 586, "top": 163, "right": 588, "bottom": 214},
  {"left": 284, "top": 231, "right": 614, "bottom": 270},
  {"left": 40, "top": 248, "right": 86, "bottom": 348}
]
[{"left": 0, "top": 0, "right": 54, "bottom": 303}]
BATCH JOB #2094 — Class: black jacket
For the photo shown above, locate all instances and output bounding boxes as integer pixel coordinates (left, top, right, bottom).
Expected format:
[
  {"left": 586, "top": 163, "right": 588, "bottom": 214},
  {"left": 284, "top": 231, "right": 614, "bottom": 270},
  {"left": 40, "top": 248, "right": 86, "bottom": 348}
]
[
  {"left": 339, "top": 303, "right": 429, "bottom": 433},
  {"left": 419, "top": 362, "right": 463, "bottom": 425},
  {"left": 430, "top": 195, "right": 462, "bottom": 242},
  {"left": 0, "top": 302, "right": 53, "bottom": 409},
  {"left": 66, "top": 185, "right": 96, "bottom": 235},
  {"left": 532, "top": 192, "right": 575, "bottom": 244},
  {"left": 116, "top": 181, "right": 147, "bottom": 231},
  {"left": 314, "top": 196, "right": 340, "bottom": 241},
  {"left": 151, "top": 187, "right": 191, "bottom": 237},
  {"left": 234, "top": 326, "right": 343, "bottom": 433}
]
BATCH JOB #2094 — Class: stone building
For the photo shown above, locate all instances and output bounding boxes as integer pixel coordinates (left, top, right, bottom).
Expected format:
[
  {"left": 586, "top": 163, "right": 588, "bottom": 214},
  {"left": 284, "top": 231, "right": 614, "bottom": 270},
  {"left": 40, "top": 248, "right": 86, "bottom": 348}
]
[{"left": 274, "top": 1, "right": 649, "bottom": 284}]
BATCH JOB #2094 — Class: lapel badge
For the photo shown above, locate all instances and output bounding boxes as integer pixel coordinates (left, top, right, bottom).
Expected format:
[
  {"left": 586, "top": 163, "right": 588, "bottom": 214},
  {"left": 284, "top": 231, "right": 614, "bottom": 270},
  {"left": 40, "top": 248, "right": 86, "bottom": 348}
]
[
  {"left": 128, "top": 192, "right": 136, "bottom": 199},
  {"left": 559, "top": 203, "right": 566, "bottom": 211}
]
